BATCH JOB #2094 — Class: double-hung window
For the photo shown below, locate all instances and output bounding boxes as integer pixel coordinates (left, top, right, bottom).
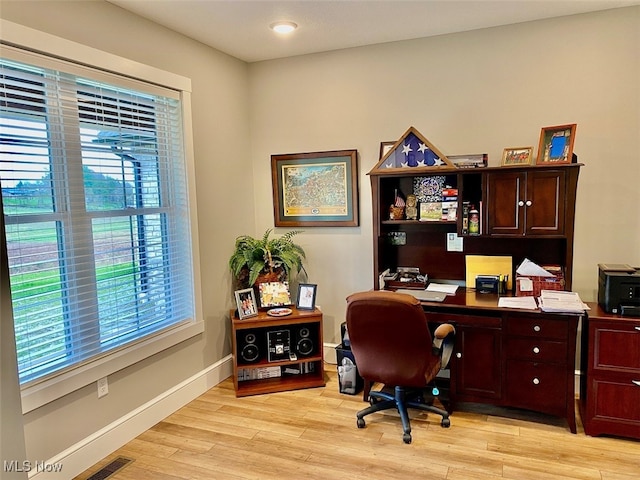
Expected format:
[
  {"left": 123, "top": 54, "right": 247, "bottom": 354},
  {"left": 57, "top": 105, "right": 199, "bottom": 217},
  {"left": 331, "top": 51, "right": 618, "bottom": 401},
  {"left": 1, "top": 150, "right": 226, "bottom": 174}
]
[{"left": 0, "top": 42, "right": 198, "bottom": 405}]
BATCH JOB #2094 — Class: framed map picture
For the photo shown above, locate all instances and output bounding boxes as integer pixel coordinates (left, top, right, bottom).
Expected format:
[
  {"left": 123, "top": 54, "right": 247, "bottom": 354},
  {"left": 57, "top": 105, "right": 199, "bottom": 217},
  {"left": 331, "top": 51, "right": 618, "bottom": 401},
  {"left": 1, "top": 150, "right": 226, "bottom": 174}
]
[{"left": 271, "top": 149, "right": 359, "bottom": 227}]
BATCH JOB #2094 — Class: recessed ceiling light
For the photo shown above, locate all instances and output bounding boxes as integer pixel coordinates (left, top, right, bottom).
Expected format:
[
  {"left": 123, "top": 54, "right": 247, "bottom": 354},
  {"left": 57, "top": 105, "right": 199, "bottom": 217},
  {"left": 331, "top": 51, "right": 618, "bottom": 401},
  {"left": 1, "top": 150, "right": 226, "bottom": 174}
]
[{"left": 270, "top": 21, "right": 298, "bottom": 34}]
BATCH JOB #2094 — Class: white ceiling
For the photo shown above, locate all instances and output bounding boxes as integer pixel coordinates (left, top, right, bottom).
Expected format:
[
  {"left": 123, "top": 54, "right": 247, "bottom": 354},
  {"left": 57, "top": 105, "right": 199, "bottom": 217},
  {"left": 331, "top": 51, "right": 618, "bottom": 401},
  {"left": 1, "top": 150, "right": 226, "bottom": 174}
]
[{"left": 108, "top": 0, "right": 639, "bottom": 63}]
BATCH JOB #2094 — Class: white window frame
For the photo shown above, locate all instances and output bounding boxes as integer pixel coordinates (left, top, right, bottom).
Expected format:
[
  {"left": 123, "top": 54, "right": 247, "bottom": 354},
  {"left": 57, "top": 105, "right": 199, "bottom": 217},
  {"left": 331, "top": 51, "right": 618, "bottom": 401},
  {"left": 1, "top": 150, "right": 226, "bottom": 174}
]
[{"left": 0, "top": 20, "right": 203, "bottom": 413}]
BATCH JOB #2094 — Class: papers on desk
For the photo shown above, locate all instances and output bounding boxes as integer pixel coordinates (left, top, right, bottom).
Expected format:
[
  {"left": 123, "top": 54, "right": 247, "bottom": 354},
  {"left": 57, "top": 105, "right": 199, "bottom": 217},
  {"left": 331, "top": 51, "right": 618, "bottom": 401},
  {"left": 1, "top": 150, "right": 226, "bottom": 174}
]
[
  {"left": 497, "top": 290, "right": 590, "bottom": 313},
  {"left": 538, "top": 290, "right": 589, "bottom": 314},
  {"left": 395, "top": 289, "right": 447, "bottom": 302},
  {"left": 426, "top": 283, "right": 458, "bottom": 295},
  {"left": 498, "top": 296, "right": 538, "bottom": 310}
]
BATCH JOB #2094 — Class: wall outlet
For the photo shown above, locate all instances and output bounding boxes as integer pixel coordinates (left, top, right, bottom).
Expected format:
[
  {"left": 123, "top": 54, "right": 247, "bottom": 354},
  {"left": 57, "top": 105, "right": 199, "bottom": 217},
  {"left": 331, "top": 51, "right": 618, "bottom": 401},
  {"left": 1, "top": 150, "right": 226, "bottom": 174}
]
[{"left": 97, "top": 377, "right": 109, "bottom": 398}]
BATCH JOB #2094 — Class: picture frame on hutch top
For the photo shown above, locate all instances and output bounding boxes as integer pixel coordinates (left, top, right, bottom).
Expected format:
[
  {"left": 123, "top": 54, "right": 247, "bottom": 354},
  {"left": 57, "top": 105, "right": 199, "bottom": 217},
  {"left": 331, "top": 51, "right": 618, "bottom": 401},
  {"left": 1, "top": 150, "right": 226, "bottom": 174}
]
[
  {"left": 536, "top": 124, "right": 576, "bottom": 165},
  {"left": 502, "top": 146, "right": 533, "bottom": 166},
  {"left": 271, "top": 150, "right": 359, "bottom": 227}
]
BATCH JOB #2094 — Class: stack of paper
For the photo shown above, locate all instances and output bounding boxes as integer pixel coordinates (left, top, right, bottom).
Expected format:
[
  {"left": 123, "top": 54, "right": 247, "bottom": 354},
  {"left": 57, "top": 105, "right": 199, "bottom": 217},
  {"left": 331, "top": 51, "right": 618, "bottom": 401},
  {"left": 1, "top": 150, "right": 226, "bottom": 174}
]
[
  {"left": 538, "top": 290, "right": 589, "bottom": 314},
  {"left": 498, "top": 296, "right": 538, "bottom": 310}
]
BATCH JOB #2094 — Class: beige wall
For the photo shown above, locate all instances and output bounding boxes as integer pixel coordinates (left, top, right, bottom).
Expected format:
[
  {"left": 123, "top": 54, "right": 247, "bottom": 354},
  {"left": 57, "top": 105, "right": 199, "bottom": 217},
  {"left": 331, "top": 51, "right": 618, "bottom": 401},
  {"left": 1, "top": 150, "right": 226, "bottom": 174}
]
[
  {"left": 1, "top": 0, "right": 639, "bottom": 467},
  {"left": 0, "top": 0, "right": 252, "bottom": 463},
  {"left": 249, "top": 6, "right": 640, "bottom": 343}
]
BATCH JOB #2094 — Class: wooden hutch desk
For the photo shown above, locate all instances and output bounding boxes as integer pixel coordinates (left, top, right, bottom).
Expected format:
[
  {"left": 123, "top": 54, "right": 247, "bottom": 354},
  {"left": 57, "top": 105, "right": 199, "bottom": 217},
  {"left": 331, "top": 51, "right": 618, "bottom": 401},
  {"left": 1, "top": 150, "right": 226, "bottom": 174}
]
[
  {"left": 367, "top": 155, "right": 584, "bottom": 432},
  {"left": 397, "top": 288, "right": 583, "bottom": 433}
]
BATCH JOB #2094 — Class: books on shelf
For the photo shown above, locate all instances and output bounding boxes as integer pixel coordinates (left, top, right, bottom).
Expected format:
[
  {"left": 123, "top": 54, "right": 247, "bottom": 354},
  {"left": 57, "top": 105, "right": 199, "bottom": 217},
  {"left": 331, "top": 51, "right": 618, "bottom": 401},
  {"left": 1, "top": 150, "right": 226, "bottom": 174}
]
[
  {"left": 441, "top": 187, "right": 458, "bottom": 221},
  {"left": 237, "top": 362, "right": 317, "bottom": 382}
]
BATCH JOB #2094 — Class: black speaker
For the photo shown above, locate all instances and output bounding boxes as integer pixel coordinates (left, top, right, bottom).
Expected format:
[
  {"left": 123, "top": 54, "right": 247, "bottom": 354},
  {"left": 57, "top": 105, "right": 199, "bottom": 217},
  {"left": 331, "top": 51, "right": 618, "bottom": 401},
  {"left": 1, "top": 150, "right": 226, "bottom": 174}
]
[
  {"left": 238, "top": 331, "right": 262, "bottom": 363},
  {"left": 295, "top": 324, "right": 317, "bottom": 357}
]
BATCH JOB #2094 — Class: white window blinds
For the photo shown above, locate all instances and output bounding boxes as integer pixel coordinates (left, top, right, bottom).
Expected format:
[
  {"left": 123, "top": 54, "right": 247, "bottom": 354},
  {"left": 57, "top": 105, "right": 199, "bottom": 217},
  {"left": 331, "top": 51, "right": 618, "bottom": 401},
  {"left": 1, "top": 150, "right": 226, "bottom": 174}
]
[{"left": 0, "top": 50, "right": 195, "bottom": 385}]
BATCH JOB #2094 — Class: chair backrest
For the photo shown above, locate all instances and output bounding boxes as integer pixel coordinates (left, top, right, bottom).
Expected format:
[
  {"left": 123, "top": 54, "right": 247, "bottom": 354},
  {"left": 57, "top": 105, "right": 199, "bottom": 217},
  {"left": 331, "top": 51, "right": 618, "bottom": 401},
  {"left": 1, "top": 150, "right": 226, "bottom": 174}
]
[{"left": 345, "top": 291, "right": 441, "bottom": 387}]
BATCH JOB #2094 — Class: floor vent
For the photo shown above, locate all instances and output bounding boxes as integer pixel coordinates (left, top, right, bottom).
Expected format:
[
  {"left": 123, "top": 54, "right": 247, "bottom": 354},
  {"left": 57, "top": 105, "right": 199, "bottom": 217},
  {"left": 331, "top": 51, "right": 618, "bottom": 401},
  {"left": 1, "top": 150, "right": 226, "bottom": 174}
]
[{"left": 86, "top": 457, "right": 133, "bottom": 480}]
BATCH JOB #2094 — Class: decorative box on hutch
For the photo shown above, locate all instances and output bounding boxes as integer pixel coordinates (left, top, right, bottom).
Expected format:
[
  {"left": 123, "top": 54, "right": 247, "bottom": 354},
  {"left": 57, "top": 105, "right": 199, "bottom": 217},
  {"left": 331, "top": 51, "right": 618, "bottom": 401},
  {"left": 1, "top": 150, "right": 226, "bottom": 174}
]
[{"left": 516, "top": 265, "right": 565, "bottom": 297}]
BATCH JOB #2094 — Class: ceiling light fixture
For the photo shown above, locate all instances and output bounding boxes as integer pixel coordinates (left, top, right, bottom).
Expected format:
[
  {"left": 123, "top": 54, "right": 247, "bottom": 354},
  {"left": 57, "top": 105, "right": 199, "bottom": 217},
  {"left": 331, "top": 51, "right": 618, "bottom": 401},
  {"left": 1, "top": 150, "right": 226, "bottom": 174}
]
[{"left": 270, "top": 21, "right": 298, "bottom": 34}]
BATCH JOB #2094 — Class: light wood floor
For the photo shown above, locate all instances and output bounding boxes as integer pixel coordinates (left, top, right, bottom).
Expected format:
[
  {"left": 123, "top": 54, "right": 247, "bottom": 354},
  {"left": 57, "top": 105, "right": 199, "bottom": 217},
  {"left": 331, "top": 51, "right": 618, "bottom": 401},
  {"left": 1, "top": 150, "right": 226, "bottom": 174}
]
[{"left": 75, "top": 367, "right": 639, "bottom": 480}]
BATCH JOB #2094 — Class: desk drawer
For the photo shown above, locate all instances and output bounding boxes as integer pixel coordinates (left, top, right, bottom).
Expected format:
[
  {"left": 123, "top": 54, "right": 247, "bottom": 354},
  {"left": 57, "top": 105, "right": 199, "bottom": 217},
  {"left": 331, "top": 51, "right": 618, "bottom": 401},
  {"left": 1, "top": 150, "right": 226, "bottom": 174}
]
[
  {"left": 427, "top": 312, "right": 501, "bottom": 328},
  {"left": 506, "top": 360, "right": 567, "bottom": 414},
  {"left": 506, "top": 316, "right": 567, "bottom": 340},
  {"left": 506, "top": 338, "right": 566, "bottom": 363}
]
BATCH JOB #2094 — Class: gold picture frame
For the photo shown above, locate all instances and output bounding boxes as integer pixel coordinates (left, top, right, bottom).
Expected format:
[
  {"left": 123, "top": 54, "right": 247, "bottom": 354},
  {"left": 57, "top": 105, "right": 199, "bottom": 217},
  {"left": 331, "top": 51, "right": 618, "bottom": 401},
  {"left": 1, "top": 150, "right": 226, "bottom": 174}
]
[
  {"left": 501, "top": 146, "right": 533, "bottom": 166},
  {"left": 536, "top": 124, "right": 577, "bottom": 165},
  {"left": 258, "top": 281, "right": 292, "bottom": 308},
  {"left": 271, "top": 150, "right": 359, "bottom": 227}
]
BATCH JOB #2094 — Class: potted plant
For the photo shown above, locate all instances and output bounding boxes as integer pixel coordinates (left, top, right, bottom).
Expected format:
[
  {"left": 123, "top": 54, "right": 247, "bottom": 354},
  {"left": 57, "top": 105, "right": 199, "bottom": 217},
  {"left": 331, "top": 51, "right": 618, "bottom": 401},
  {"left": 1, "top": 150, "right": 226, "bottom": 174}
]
[{"left": 229, "top": 229, "right": 307, "bottom": 290}]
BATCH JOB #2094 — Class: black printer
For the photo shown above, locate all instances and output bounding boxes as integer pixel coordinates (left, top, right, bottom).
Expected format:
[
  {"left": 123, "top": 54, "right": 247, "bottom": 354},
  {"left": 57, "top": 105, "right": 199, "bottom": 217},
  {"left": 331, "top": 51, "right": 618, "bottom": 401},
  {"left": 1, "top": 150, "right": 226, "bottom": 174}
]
[{"left": 598, "top": 264, "right": 640, "bottom": 316}]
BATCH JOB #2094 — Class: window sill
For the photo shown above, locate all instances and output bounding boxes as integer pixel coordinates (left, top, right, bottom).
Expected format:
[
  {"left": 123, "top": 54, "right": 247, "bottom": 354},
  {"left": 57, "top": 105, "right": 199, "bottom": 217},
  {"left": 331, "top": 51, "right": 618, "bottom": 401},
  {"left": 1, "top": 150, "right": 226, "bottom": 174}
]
[{"left": 20, "top": 319, "right": 204, "bottom": 413}]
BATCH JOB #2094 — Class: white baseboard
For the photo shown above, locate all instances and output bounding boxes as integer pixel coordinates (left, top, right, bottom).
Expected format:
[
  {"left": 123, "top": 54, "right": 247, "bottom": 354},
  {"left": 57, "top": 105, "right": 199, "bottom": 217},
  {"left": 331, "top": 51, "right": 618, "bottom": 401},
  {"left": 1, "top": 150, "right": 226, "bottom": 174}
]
[
  {"left": 30, "top": 355, "right": 234, "bottom": 480},
  {"left": 323, "top": 342, "right": 339, "bottom": 365}
]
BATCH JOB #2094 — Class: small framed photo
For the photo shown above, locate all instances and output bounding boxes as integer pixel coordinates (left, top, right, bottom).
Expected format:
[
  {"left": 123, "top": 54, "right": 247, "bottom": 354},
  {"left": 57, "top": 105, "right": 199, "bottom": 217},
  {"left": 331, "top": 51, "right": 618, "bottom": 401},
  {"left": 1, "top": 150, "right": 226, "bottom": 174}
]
[
  {"left": 234, "top": 288, "right": 258, "bottom": 319},
  {"left": 502, "top": 147, "right": 533, "bottom": 166},
  {"left": 379, "top": 141, "right": 395, "bottom": 160},
  {"left": 258, "top": 281, "right": 292, "bottom": 308},
  {"left": 536, "top": 124, "right": 577, "bottom": 165},
  {"left": 296, "top": 283, "right": 317, "bottom": 310}
]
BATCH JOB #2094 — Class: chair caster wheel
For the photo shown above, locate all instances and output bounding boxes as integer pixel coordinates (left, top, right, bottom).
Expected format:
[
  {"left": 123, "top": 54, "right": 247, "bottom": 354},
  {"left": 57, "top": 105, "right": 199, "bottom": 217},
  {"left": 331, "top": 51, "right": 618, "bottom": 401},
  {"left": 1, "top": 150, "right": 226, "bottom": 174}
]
[
  {"left": 441, "top": 418, "right": 451, "bottom": 428},
  {"left": 357, "top": 418, "right": 365, "bottom": 428},
  {"left": 369, "top": 397, "right": 378, "bottom": 406},
  {"left": 403, "top": 433, "right": 412, "bottom": 444}
]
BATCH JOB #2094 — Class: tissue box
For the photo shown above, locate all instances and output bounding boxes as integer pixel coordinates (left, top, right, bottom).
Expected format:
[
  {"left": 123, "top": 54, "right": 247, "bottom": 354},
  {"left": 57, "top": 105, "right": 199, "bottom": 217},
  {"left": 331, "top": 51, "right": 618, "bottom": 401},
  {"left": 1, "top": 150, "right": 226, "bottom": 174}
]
[{"left": 516, "top": 265, "right": 565, "bottom": 297}]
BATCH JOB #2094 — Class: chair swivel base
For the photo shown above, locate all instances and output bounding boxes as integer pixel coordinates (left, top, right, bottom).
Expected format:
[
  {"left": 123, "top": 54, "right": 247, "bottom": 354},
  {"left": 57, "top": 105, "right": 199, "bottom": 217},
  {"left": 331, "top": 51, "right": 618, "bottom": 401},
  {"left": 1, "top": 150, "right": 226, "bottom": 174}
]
[{"left": 356, "top": 385, "right": 450, "bottom": 444}]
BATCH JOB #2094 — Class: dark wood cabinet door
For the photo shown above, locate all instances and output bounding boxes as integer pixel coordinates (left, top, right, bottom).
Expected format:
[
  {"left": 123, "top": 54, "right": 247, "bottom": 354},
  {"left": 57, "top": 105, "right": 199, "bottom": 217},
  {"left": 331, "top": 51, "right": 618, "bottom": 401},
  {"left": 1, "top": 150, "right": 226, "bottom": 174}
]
[
  {"left": 486, "top": 169, "right": 566, "bottom": 236},
  {"left": 486, "top": 171, "right": 525, "bottom": 235},
  {"left": 592, "top": 322, "right": 640, "bottom": 374},
  {"left": 525, "top": 170, "right": 566, "bottom": 235},
  {"left": 454, "top": 325, "right": 502, "bottom": 401},
  {"left": 585, "top": 378, "right": 640, "bottom": 438}
]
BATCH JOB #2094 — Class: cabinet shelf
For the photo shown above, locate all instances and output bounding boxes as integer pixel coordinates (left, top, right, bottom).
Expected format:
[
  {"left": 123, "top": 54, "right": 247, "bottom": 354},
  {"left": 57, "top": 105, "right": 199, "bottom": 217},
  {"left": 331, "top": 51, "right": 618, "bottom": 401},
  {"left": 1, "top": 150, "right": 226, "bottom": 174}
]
[
  {"left": 236, "top": 353, "right": 323, "bottom": 369},
  {"left": 235, "top": 371, "right": 325, "bottom": 397},
  {"left": 381, "top": 219, "right": 456, "bottom": 226}
]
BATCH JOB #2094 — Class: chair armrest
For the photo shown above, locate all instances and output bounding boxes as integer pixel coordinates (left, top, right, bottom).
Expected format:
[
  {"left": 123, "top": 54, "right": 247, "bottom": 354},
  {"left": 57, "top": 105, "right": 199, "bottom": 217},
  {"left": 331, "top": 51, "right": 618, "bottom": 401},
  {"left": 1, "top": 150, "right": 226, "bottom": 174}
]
[
  {"left": 432, "top": 323, "right": 456, "bottom": 368},
  {"left": 433, "top": 323, "right": 455, "bottom": 340}
]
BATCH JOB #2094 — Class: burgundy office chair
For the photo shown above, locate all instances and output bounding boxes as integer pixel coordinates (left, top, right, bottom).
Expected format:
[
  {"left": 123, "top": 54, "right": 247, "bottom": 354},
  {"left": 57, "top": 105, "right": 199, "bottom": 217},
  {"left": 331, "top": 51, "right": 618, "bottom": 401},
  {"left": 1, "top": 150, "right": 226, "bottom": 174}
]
[{"left": 345, "top": 290, "right": 455, "bottom": 443}]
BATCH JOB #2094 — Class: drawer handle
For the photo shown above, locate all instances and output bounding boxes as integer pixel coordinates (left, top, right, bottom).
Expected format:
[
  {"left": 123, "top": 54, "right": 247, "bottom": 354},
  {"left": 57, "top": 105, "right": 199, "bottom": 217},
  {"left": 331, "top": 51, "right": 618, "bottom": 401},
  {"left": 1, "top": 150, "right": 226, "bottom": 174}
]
[
  {"left": 456, "top": 353, "right": 462, "bottom": 359},
  {"left": 533, "top": 347, "right": 540, "bottom": 354},
  {"left": 518, "top": 200, "right": 524, "bottom": 207},
  {"left": 533, "top": 378, "right": 540, "bottom": 385},
  {"left": 533, "top": 325, "right": 541, "bottom": 332},
  {"left": 635, "top": 326, "right": 640, "bottom": 331},
  {"left": 525, "top": 200, "right": 532, "bottom": 207},
  {"left": 633, "top": 380, "right": 640, "bottom": 387}
]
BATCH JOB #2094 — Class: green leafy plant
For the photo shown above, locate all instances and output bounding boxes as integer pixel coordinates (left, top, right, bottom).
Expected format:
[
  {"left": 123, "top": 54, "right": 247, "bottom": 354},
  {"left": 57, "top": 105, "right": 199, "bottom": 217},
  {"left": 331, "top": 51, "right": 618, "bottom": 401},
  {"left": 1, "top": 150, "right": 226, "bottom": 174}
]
[{"left": 229, "top": 229, "right": 306, "bottom": 288}]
